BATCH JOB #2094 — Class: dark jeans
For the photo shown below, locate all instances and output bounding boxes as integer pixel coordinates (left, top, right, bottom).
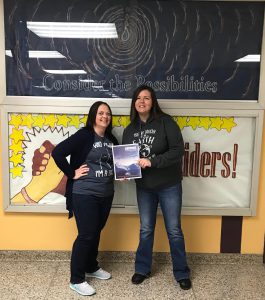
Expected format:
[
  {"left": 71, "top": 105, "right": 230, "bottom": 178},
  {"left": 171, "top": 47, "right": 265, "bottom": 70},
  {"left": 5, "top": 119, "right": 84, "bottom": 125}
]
[
  {"left": 70, "top": 193, "right": 113, "bottom": 284},
  {"left": 135, "top": 182, "right": 190, "bottom": 281}
]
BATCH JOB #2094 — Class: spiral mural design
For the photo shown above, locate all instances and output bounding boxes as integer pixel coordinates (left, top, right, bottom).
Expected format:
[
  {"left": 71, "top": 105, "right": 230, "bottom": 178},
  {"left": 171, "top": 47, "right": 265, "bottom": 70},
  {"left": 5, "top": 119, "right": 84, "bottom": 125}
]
[{"left": 4, "top": 0, "right": 264, "bottom": 99}]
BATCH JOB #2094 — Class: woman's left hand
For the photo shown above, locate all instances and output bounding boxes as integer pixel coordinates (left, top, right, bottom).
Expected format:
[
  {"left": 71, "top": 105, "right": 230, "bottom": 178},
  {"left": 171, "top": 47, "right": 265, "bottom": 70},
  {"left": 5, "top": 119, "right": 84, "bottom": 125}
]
[{"left": 138, "top": 158, "right": 151, "bottom": 169}]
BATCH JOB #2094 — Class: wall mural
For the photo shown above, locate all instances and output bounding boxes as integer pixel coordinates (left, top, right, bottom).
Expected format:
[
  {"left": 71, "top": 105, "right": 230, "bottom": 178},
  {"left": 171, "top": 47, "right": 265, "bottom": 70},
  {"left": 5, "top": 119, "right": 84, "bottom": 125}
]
[
  {"left": 8, "top": 113, "right": 254, "bottom": 209},
  {"left": 4, "top": 0, "right": 264, "bottom": 100}
]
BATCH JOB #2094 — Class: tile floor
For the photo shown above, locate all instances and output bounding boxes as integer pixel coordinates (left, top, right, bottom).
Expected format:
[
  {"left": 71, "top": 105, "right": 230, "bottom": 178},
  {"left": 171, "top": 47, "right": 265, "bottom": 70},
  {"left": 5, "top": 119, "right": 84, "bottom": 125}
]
[{"left": 0, "top": 251, "right": 264, "bottom": 300}]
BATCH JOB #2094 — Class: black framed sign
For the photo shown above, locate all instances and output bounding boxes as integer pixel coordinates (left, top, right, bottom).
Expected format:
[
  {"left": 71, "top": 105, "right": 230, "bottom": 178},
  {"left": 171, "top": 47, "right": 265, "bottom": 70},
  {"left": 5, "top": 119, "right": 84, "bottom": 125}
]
[{"left": 4, "top": 0, "right": 264, "bottom": 100}]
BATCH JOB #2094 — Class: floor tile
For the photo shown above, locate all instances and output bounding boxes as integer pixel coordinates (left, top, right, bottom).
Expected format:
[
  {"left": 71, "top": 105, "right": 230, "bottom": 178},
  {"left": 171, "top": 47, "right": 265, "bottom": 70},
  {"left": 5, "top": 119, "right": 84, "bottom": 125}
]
[
  {"left": 1, "top": 252, "right": 264, "bottom": 300},
  {"left": 191, "top": 263, "right": 265, "bottom": 300},
  {"left": 46, "top": 262, "right": 195, "bottom": 300},
  {"left": 0, "top": 261, "right": 58, "bottom": 300}
]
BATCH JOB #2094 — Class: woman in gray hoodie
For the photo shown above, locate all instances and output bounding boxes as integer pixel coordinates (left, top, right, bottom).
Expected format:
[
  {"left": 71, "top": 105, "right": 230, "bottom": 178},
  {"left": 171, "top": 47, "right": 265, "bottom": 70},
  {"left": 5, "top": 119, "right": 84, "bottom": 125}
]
[{"left": 122, "top": 85, "right": 191, "bottom": 290}]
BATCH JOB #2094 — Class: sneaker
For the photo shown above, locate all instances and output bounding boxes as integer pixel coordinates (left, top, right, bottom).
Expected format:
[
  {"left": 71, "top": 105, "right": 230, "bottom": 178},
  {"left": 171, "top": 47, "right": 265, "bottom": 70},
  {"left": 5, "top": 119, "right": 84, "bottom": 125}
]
[
  {"left": 86, "top": 268, "right": 111, "bottom": 280},
  {"left": 69, "top": 281, "right": 96, "bottom": 296}
]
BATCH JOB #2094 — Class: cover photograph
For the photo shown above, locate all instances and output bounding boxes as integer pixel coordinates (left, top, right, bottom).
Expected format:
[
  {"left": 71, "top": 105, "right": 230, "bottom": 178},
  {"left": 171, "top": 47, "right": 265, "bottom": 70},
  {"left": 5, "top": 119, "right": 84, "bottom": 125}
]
[{"left": 112, "top": 144, "right": 142, "bottom": 180}]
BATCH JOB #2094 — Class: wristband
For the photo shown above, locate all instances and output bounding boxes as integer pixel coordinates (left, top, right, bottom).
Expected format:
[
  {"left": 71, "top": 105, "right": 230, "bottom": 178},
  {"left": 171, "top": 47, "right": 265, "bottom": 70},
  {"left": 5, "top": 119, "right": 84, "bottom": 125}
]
[{"left": 21, "top": 187, "right": 36, "bottom": 204}]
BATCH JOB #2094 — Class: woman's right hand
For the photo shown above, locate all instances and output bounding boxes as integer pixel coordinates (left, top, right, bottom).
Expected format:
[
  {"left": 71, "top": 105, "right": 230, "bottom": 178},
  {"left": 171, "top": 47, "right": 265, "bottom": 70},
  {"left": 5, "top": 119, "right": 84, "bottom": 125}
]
[
  {"left": 73, "top": 164, "right": 89, "bottom": 179},
  {"left": 118, "top": 177, "right": 129, "bottom": 182}
]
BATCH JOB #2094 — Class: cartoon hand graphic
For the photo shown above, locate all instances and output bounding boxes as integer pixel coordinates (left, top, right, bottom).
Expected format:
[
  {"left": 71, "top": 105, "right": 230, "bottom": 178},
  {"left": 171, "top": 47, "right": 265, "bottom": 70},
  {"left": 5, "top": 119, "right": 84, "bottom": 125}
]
[{"left": 11, "top": 140, "right": 66, "bottom": 204}]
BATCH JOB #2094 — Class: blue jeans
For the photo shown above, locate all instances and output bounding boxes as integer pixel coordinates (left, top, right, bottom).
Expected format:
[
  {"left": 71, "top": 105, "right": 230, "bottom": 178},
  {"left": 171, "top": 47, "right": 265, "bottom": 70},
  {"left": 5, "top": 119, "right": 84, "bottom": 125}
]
[{"left": 135, "top": 182, "right": 190, "bottom": 281}]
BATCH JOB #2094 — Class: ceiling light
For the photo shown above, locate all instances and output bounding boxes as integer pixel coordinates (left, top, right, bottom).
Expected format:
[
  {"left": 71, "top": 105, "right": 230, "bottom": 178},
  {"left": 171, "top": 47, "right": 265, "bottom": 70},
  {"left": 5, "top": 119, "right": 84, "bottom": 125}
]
[
  {"left": 43, "top": 69, "right": 86, "bottom": 74},
  {"left": 5, "top": 50, "right": 65, "bottom": 58},
  {"left": 27, "top": 22, "right": 118, "bottom": 39},
  {"left": 235, "top": 55, "right": 260, "bottom": 62}
]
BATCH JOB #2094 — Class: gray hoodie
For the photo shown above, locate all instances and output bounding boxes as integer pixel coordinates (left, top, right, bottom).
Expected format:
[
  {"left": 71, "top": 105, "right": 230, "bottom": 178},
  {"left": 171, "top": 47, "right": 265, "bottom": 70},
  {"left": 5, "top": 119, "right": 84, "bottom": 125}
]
[{"left": 122, "top": 114, "right": 184, "bottom": 189}]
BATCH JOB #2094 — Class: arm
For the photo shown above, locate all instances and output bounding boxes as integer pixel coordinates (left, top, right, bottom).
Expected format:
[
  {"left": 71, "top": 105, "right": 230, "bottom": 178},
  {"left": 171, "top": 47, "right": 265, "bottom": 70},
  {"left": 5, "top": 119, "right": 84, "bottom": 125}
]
[
  {"left": 52, "top": 129, "right": 88, "bottom": 179},
  {"left": 150, "top": 117, "right": 184, "bottom": 168}
]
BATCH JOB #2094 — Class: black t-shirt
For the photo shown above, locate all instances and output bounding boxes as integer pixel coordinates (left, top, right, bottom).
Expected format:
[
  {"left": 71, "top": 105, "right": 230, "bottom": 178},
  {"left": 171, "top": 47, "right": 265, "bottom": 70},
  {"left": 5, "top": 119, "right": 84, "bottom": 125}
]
[{"left": 72, "top": 134, "right": 114, "bottom": 197}]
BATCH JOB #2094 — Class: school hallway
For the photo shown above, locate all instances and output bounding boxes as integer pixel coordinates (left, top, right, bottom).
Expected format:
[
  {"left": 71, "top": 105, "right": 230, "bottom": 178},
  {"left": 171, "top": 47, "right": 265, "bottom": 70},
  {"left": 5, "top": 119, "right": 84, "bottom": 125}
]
[{"left": 0, "top": 251, "right": 264, "bottom": 300}]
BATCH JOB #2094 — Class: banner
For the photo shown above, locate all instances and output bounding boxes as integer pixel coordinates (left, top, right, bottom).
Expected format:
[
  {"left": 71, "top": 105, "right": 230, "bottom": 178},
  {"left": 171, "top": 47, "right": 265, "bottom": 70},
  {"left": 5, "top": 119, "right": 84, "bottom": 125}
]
[
  {"left": 4, "top": 0, "right": 264, "bottom": 100},
  {"left": 8, "top": 113, "right": 254, "bottom": 209}
]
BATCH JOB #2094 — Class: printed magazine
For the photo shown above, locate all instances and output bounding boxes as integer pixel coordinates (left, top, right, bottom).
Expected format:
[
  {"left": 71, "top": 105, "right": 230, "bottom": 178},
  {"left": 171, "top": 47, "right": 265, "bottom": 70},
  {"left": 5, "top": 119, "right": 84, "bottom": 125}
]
[{"left": 112, "top": 144, "right": 142, "bottom": 180}]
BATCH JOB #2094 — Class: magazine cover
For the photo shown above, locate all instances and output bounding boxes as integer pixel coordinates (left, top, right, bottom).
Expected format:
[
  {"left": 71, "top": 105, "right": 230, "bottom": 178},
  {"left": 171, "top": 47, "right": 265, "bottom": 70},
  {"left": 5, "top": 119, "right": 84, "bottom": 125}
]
[{"left": 112, "top": 144, "right": 142, "bottom": 180}]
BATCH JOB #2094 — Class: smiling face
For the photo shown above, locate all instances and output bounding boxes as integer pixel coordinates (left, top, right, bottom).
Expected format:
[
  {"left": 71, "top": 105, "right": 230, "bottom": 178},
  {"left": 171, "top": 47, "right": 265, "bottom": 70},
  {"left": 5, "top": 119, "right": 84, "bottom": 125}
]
[
  {"left": 94, "top": 104, "right": 112, "bottom": 133},
  {"left": 135, "top": 89, "right": 153, "bottom": 122}
]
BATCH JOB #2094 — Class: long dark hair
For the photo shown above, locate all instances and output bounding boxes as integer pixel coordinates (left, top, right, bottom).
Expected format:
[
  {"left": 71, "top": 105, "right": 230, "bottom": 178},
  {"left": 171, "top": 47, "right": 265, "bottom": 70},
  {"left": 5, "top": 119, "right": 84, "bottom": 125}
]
[
  {"left": 85, "top": 101, "right": 113, "bottom": 136},
  {"left": 130, "top": 85, "right": 165, "bottom": 122}
]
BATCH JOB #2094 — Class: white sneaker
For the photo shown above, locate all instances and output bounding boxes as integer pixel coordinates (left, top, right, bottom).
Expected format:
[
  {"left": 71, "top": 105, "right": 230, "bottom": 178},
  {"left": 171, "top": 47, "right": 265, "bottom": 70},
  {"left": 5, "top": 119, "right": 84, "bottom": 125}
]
[
  {"left": 69, "top": 281, "right": 96, "bottom": 296},
  {"left": 86, "top": 268, "right": 111, "bottom": 280}
]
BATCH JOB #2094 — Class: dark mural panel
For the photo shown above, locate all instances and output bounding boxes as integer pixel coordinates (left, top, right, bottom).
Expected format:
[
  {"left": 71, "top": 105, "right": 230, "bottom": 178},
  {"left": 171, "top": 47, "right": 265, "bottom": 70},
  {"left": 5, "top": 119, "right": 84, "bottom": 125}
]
[{"left": 4, "top": 0, "right": 264, "bottom": 100}]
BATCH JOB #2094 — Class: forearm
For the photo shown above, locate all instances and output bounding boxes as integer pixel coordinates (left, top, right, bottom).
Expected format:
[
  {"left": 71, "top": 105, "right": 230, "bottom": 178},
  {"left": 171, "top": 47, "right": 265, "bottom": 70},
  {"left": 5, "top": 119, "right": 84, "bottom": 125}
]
[{"left": 150, "top": 149, "right": 183, "bottom": 168}]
